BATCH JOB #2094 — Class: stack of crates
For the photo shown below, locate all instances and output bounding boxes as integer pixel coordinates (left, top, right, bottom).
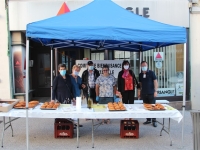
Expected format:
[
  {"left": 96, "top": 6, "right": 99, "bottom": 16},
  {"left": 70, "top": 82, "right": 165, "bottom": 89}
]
[
  {"left": 54, "top": 118, "right": 74, "bottom": 138},
  {"left": 120, "top": 120, "right": 139, "bottom": 138}
]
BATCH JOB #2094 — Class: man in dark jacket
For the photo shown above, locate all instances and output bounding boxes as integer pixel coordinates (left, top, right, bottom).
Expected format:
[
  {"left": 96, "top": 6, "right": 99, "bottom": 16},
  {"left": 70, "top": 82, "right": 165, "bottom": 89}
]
[
  {"left": 81, "top": 61, "right": 100, "bottom": 103},
  {"left": 138, "top": 61, "right": 158, "bottom": 127}
]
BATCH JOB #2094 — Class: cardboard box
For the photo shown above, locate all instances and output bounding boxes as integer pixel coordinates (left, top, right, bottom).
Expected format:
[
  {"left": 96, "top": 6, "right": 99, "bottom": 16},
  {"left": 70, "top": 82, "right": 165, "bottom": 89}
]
[{"left": 0, "top": 99, "right": 20, "bottom": 112}]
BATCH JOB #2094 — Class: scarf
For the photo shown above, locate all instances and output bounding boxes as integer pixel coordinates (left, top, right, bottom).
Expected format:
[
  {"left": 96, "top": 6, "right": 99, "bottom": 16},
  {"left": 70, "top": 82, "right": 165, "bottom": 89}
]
[{"left": 122, "top": 69, "right": 129, "bottom": 78}]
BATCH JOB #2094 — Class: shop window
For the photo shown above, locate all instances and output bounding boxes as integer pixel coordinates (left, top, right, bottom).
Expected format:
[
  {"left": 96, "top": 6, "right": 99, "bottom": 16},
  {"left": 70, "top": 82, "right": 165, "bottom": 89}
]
[
  {"left": 142, "top": 44, "right": 184, "bottom": 97},
  {"left": 37, "top": 53, "right": 51, "bottom": 88},
  {"left": 91, "top": 52, "right": 104, "bottom": 60}
]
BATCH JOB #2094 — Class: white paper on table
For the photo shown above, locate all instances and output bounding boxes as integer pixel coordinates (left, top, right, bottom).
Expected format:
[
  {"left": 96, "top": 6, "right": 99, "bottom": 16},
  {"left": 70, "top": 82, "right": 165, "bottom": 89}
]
[{"left": 76, "top": 97, "right": 81, "bottom": 110}]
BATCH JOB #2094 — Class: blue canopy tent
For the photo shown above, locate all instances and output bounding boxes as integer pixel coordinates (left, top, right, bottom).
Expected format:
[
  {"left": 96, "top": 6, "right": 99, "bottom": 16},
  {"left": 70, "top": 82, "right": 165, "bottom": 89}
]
[
  {"left": 26, "top": 0, "right": 186, "bottom": 51},
  {"left": 25, "top": 0, "right": 187, "bottom": 149}
]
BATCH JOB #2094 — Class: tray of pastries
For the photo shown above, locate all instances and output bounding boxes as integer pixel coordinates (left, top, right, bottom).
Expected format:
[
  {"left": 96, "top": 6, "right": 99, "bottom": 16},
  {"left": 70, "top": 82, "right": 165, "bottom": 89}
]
[
  {"left": 14, "top": 100, "right": 39, "bottom": 109},
  {"left": 40, "top": 102, "right": 60, "bottom": 110},
  {"left": 108, "top": 102, "right": 126, "bottom": 111},
  {"left": 143, "top": 103, "right": 165, "bottom": 111}
]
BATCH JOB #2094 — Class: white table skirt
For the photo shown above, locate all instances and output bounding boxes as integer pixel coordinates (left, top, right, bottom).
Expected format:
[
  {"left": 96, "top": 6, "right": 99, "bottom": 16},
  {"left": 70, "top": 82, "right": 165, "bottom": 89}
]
[{"left": 0, "top": 104, "right": 182, "bottom": 123}]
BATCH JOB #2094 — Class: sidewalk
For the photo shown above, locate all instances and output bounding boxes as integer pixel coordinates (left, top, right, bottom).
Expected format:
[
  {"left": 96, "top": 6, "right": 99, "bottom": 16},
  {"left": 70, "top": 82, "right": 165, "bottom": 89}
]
[{"left": 0, "top": 110, "right": 193, "bottom": 150}]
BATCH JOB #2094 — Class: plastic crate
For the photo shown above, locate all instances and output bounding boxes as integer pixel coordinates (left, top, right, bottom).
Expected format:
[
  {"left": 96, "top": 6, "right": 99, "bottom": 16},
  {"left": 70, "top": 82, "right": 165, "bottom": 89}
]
[
  {"left": 54, "top": 118, "right": 74, "bottom": 138},
  {"left": 120, "top": 120, "right": 139, "bottom": 138}
]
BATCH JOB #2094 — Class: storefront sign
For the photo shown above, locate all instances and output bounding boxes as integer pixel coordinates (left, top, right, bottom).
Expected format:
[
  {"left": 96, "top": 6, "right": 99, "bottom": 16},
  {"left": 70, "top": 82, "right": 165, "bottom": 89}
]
[
  {"left": 154, "top": 52, "right": 164, "bottom": 61},
  {"left": 9, "top": 0, "right": 189, "bottom": 31},
  {"left": 157, "top": 88, "right": 175, "bottom": 97},
  {"left": 155, "top": 61, "right": 162, "bottom": 69},
  {"left": 76, "top": 60, "right": 123, "bottom": 78}
]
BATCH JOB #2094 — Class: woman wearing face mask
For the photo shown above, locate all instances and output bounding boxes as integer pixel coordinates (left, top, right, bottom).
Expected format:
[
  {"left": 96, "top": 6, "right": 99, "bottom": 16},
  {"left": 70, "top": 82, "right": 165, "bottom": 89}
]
[
  {"left": 70, "top": 65, "right": 83, "bottom": 128},
  {"left": 51, "top": 64, "right": 74, "bottom": 104},
  {"left": 117, "top": 60, "right": 140, "bottom": 104},
  {"left": 70, "top": 65, "right": 82, "bottom": 98}
]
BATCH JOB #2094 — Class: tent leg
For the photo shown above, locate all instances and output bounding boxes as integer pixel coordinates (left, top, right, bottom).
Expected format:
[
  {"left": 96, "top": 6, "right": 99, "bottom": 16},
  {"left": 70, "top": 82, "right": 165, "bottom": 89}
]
[
  {"left": 181, "top": 43, "right": 187, "bottom": 148},
  {"left": 25, "top": 38, "right": 30, "bottom": 150},
  {"left": 51, "top": 49, "right": 53, "bottom": 100}
]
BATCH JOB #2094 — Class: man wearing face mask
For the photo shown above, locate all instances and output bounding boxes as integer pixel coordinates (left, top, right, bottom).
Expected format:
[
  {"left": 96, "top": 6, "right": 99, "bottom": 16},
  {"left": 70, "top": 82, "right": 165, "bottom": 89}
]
[
  {"left": 138, "top": 61, "right": 158, "bottom": 127},
  {"left": 81, "top": 61, "right": 100, "bottom": 103},
  {"left": 117, "top": 60, "right": 140, "bottom": 105},
  {"left": 51, "top": 64, "right": 74, "bottom": 104}
]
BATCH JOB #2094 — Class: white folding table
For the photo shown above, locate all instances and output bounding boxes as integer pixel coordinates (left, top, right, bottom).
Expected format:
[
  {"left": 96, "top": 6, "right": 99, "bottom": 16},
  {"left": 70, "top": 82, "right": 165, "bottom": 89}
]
[{"left": 0, "top": 104, "right": 182, "bottom": 148}]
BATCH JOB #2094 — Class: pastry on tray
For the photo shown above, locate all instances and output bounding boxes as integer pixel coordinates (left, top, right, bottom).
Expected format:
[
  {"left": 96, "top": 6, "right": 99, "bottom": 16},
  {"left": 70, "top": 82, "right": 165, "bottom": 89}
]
[
  {"left": 14, "top": 100, "right": 39, "bottom": 108},
  {"left": 143, "top": 103, "right": 165, "bottom": 110},
  {"left": 40, "top": 101, "right": 60, "bottom": 109},
  {"left": 108, "top": 102, "right": 126, "bottom": 111}
]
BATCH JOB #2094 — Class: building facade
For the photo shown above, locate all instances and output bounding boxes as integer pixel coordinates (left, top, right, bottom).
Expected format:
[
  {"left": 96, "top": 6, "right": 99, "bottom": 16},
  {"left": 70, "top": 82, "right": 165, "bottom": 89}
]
[{"left": 0, "top": 0, "right": 194, "bottom": 106}]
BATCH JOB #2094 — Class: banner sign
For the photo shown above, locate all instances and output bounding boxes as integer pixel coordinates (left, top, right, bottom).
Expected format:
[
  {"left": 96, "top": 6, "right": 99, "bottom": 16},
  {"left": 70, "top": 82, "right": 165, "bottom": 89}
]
[
  {"left": 12, "top": 46, "right": 26, "bottom": 93},
  {"left": 76, "top": 60, "right": 123, "bottom": 78},
  {"left": 157, "top": 88, "right": 175, "bottom": 97}
]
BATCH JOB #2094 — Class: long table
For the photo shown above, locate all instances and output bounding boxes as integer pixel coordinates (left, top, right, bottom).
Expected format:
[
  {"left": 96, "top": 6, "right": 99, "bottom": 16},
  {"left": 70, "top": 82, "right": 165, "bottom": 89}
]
[{"left": 0, "top": 104, "right": 183, "bottom": 148}]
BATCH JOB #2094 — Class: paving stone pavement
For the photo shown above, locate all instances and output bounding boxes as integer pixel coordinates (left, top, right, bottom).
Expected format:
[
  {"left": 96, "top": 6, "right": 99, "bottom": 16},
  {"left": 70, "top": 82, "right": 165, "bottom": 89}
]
[{"left": 0, "top": 110, "right": 193, "bottom": 150}]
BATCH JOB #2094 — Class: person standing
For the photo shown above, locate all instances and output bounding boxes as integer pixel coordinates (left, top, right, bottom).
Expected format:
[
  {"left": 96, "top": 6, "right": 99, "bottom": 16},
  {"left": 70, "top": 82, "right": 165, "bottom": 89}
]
[
  {"left": 81, "top": 61, "right": 100, "bottom": 104},
  {"left": 117, "top": 60, "right": 140, "bottom": 104},
  {"left": 70, "top": 65, "right": 83, "bottom": 128},
  {"left": 95, "top": 64, "right": 117, "bottom": 124},
  {"left": 51, "top": 64, "right": 74, "bottom": 103},
  {"left": 138, "top": 61, "right": 158, "bottom": 127},
  {"left": 70, "top": 65, "right": 82, "bottom": 98}
]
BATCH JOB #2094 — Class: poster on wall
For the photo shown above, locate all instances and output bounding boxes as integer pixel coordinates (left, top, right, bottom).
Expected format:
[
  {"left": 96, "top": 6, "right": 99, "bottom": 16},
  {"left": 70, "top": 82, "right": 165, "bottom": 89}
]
[
  {"left": 76, "top": 60, "right": 123, "bottom": 78},
  {"left": 157, "top": 88, "right": 175, "bottom": 97},
  {"left": 12, "top": 46, "right": 26, "bottom": 94},
  {"left": 176, "top": 83, "right": 183, "bottom": 96}
]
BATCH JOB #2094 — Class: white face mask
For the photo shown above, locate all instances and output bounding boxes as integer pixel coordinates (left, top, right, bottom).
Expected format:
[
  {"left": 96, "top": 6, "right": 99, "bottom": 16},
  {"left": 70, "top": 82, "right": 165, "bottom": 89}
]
[
  {"left": 123, "top": 65, "right": 129, "bottom": 70},
  {"left": 141, "top": 66, "right": 148, "bottom": 71},
  {"left": 88, "top": 66, "right": 94, "bottom": 70},
  {"left": 73, "top": 70, "right": 79, "bottom": 76}
]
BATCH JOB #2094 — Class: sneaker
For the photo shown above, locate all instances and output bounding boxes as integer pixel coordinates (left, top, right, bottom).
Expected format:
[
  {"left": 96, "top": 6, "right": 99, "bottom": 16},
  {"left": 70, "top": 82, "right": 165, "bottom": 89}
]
[
  {"left": 153, "top": 122, "right": 157, "bottom": 127},
  {"left": 143, "top": 121, "right": 151, "bottom": 125}
]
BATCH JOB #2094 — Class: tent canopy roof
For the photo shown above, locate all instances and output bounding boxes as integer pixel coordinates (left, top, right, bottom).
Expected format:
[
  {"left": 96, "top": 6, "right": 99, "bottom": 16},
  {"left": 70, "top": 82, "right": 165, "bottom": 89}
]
[{"left": 26, "top": 0, "right": 186, "bottom": 51}]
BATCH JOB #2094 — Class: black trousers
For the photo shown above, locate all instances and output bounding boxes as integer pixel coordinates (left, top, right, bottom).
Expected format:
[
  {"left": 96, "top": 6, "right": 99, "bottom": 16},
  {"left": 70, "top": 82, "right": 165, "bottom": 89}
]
[
  {"left": 85, "top": 88, "right": 97, "bottom": 103},
  {"left": 142, "top": 94, "right": 156, "bottom": 122},
  {"left": 121, "top": 90, "right": 135, "bottom": 104}
]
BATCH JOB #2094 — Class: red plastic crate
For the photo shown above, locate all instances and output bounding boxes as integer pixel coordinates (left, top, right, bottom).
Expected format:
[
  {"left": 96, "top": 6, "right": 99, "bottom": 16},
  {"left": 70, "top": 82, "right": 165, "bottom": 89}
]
[
  {"left": 54, "top": 118, "right": 74, "bottom": 138},
  {"left": 120, "top": 120, "right": 139, "bottom": 138}
]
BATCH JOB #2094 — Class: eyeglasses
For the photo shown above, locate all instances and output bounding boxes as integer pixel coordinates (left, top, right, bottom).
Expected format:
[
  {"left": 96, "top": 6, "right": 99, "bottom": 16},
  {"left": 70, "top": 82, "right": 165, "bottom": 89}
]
[{"left": 103, "top": 70, "right": 108, "bottom": 72}]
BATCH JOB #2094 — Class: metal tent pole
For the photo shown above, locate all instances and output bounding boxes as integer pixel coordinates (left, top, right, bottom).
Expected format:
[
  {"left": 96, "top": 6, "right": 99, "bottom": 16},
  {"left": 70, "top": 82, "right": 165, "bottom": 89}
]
[
  {"left": 181, "top": 43, "right": 187, "bottom": 148},
  {"left": 51, "top": 48, "right": 53, "bottom": 100},
  {"left": 25, "top": 38, "right": 30, "bottom": 150}
]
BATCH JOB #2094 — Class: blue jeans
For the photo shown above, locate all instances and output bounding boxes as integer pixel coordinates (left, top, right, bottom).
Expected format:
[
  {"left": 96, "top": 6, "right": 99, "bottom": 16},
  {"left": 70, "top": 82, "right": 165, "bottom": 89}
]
[{"left": 99, "top": 97, "right": 113, "bottom": 104}]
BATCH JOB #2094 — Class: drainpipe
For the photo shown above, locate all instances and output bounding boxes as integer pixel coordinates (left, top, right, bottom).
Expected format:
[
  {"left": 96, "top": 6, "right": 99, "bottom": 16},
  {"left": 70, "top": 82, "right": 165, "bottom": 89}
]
[{"left": 5, "top": 0, "right": 14, "bottom": 98}]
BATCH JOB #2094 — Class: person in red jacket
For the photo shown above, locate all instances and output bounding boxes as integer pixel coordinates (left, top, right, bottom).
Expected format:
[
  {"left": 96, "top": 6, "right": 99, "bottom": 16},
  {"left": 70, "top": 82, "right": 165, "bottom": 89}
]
[{"left": 117, "top": 60, "right": 140, "bottom": 104}]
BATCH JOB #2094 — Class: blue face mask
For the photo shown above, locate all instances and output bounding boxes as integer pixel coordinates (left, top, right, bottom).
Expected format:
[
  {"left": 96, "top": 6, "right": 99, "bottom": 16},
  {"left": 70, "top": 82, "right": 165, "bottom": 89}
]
[
  {"left": 60, "top": 70, "right": 66, "bottom": 76},
  {"left": 88, "top": 66, "right": 94, "bottom": 70},
  {"left": 141, "top": 66, "right": 147, "bottom": 71},
  {"left": 73, "top": 71, "right": 79, "bottom": 76}
]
